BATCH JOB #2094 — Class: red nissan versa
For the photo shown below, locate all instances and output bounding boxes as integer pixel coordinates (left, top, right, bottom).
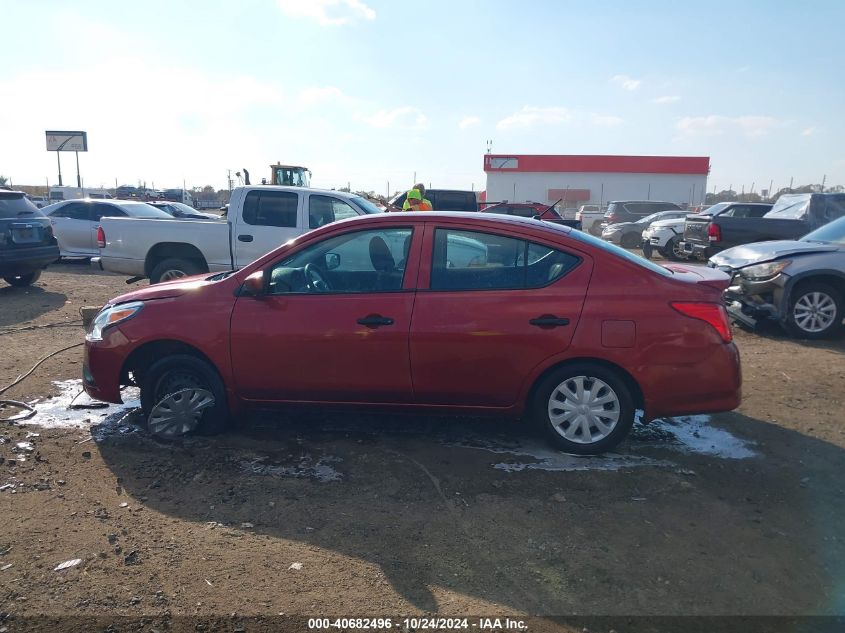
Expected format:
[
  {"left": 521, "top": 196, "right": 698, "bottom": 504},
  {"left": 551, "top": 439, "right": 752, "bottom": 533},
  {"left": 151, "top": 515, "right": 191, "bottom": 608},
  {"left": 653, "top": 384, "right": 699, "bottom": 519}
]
[{"left": 82, "top": 213, "right": 741, "bottom": 455}]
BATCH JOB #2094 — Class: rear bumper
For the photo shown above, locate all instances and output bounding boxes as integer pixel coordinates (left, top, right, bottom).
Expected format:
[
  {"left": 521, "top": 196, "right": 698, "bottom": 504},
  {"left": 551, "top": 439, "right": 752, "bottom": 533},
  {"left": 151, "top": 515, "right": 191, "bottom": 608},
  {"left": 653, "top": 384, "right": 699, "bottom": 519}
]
[
  {"left": 680, "top": 241, "right": 718, "bottom": 259},
  {"left": 0, "top": 244, "right": 60, "bottom": 276},
  {"left": 90, "top": 256, "right": 103, "bottom": 271},
  {"left": 644, "top": 342, "right": 742, "bottom": 420}
]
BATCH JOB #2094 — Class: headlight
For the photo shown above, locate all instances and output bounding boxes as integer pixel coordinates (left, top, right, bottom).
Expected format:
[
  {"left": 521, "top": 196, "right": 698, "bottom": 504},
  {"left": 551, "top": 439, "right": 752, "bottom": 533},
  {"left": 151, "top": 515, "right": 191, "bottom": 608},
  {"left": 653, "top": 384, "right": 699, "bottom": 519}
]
[
  {"left": 86, "top": 301, "right": 144, "bottom": 342},
  {"left": 739, "top": 260, "right": 791, "bottom": 281}
]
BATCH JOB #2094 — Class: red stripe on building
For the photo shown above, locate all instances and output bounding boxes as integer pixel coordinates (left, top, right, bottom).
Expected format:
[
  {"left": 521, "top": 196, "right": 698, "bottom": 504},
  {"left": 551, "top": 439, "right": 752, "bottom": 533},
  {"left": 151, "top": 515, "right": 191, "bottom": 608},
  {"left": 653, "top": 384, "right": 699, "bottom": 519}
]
[{"left": 484, "top": 155, "right": 710, "bottom": 175}]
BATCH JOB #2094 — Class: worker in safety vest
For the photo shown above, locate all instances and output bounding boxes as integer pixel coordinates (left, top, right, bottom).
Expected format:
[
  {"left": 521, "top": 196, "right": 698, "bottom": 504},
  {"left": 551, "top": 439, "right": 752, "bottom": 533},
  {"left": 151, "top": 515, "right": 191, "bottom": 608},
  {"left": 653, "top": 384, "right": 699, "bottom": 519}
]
[
  {"left": 403, "top": 188, "right": 433, "bottom": 211},
  {"left": 402, "top": 183, "right": 432, "bottom": 210}
]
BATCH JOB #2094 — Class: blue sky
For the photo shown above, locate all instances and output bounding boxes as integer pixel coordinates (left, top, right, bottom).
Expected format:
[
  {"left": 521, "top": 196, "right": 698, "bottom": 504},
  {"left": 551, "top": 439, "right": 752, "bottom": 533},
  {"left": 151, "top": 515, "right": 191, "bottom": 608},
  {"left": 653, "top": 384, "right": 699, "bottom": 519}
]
[{"left": 1, "top": 0, "right": 843, "bottom": 195}]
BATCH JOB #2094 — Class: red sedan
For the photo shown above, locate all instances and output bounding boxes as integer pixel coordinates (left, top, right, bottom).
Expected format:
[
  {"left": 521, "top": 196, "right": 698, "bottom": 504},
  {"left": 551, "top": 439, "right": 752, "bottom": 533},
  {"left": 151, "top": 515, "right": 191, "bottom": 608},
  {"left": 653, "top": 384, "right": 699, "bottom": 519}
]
[{"left": 83, "top": 212, "right": 741, "bottom": 454}]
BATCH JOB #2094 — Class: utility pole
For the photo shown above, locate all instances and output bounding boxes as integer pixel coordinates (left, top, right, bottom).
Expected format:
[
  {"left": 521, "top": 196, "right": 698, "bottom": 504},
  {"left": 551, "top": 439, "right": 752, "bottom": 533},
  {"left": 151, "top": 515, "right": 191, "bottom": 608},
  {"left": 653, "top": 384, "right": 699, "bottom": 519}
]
[
  {"left": 227, "top": 169, "right": 233, "bottom": 193},
  {"left": 821, "top": 174, "right": 827, "bottom": 192},
  {"left": 789, "top": 176, "right": 793, "bottom": 191},
  {"left": 647, "top": 183, "right": 651, "bottom": 200}
]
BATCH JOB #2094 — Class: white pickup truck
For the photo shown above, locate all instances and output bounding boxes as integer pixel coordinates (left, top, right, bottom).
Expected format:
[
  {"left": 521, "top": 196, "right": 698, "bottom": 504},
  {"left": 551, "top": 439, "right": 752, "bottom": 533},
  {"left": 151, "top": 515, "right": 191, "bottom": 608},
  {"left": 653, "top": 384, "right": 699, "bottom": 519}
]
[{"left": 92, "top": 186, "right": 382, "bottom": 283}]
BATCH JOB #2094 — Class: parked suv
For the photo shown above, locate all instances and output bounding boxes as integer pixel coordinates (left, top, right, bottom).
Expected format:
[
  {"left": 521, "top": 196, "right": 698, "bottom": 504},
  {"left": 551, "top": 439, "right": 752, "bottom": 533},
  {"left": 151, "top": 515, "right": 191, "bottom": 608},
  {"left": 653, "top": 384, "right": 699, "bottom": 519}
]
[
  {"left": 601, "top": 201, "right": 682, "bottom": 229},
  {"left": 0, "top": 189, "right": 60, "bottom": 287},
  {"left": 388, "top": 189, "right": 478, "bottom": 212}
]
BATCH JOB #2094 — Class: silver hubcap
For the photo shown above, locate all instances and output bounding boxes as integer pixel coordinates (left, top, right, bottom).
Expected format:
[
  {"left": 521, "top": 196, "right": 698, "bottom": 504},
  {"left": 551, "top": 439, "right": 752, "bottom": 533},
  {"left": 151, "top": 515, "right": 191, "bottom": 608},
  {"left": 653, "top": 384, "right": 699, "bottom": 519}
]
[
  {"left": 148, "top": 388, "right": 215, "bottom": 439},
  {"left": 672, "top": 240, "right": 685, "bottom": 258},
  {"left": 160, "top": 269, "right": 186, "bottom": 282},
  {"left": 548, "top": 376, "right": 621, "bottom": 444},
  {"left": 794, "top": 292, "right": 837, "bottom": 333}
]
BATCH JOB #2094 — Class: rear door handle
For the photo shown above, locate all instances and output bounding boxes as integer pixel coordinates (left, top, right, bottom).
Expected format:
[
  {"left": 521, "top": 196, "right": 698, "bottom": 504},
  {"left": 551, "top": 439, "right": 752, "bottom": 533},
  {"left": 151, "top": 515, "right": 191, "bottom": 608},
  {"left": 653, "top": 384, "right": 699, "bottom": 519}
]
[
  {"left": 529, "top": 315, "right": 570, "bottom": 328},
  {"left": 238, "top": 234, "right": 254, "bottom": 242},
  {"left": 357, "top": 315, "right": 395, "bottom": 327}
]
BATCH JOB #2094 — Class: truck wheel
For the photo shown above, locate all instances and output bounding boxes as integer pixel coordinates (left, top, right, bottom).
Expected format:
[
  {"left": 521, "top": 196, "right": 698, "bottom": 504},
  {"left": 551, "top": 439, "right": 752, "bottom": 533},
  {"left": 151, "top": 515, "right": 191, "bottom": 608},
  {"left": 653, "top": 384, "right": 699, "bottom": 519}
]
[
  {"left": 3, "top": 271, "right": 41, "bottom": 287},
  {"left": 140, "top": 354, "right": 229, "bottom": 437},
  {"left": 532, "top": 363, "right": 635, "bottom": 455},
  {"left": 150, "top": 258, "right": 203, "bottom": 284},
  {"left": 660, "top": 237, "right": 687, "bottom": 261},
  {"left": 786, "top": 282, "right": 844, "bottom": 339}
]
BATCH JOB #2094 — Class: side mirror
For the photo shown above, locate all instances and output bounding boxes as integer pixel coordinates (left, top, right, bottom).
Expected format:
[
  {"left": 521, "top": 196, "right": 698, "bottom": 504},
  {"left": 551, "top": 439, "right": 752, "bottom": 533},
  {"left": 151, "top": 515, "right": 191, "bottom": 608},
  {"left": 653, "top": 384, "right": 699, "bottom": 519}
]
[
  {"left": 325, "top": 253, "right": 340, "bottom": 270},
  {"left": 242, "top": 271, "right": 266, "bottom": 296}
]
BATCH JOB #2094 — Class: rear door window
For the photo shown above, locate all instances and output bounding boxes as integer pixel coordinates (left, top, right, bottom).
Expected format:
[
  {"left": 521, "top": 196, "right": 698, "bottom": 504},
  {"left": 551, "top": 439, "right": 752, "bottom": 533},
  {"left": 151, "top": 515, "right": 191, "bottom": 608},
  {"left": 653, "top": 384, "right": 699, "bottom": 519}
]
[
  {"left": 433, "top": 192, "right": 477, "bottom": 211},
  {"left": 243, "top": 191, "right": 299, "bottom": 227},
  {"left": 430, "top": 229, "right": 579, "bottom": 291},
  {"left": 91, "top": 203, "right": 128, "bottom": 221}
]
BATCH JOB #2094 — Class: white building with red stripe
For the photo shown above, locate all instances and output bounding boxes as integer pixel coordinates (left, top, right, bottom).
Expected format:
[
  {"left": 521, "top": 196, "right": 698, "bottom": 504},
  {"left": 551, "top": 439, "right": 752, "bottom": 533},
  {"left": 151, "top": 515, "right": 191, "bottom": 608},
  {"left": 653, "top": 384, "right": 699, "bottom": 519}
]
[{"left": 483, "top": 154, "right": 710, "bottom": 209}]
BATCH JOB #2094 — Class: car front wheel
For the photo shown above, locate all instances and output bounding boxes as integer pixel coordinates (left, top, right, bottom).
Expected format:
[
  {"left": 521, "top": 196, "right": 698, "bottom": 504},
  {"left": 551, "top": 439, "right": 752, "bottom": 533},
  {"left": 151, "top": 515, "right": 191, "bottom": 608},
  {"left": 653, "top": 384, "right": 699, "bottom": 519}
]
[
  {"left": 140, "top": 354, "right": 229, "bottom": 438},
  {"left": 660, "top": 237, "right": 687, "bottom": 261},
  {"left": 786, "top": 282, "right": 844, "bottom": 339},
  {"left": 3, "top": 270, "right": 42, "bottom": 287},
  {"left": 533, "top": 363, "right": 635, "bottom": 455}
]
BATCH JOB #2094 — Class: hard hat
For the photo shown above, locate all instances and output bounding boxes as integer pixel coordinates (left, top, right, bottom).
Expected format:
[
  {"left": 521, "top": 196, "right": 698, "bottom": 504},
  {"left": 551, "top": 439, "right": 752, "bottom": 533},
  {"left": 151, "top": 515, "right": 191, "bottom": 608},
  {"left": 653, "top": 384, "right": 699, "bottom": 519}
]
[{"left": 406, "top": 189, "right": 422, "bottom": 201}]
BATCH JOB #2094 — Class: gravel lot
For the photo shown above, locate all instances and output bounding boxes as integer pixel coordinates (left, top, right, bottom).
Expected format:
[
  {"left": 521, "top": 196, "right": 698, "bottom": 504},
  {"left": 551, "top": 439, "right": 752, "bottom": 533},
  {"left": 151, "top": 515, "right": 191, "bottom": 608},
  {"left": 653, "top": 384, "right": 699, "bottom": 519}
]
[{"left": 1, "top": 262, "right": 844, "bottom": 628}]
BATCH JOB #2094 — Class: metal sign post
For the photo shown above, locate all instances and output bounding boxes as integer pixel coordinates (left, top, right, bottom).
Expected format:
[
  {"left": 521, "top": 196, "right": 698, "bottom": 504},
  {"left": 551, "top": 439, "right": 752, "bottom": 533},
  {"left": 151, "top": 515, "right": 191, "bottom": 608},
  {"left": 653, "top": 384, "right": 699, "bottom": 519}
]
[{"left": 45, "top": 131, "right": 88, "bottom": 190}]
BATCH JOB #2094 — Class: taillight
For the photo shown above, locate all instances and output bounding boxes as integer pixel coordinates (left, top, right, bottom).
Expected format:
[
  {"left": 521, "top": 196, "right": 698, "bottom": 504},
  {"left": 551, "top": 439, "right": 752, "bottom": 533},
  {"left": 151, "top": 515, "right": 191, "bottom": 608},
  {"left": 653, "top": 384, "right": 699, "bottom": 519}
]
[
  {"left": 671, "top": 302, "right": 732, "bottom": 342},
  {"left": 575, "top": 211, "right": 582, "bottom": 220},
  {"left": 707, "top": 222, "right": 721, "bottom": 242},
  {"left": 96, "top": 226, "right": 106, "bottom": 248}
]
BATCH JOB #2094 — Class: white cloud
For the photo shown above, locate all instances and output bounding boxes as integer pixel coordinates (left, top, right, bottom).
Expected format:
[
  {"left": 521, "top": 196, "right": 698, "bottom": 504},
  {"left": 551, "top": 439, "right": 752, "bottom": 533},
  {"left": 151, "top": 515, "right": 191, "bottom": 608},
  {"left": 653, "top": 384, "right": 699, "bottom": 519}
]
[
  {"left": 590, "top": 113, "right": 624, "bottom": 127},
  {"left": 653, "top": 95, "right": 681, "bottom": 104},
  {"left": 362, "top": 106, "right": 429, "bottom": 130},
  {"left": 676, "top": 115, "right": 784, "bottom": 139},
  {"left": 802, "top": 127, "right": 817, "bottom": 137},
  {"left": 459, "top": 116, "right": 481, "bottom": 129},
  {"left": 611, "top": 74, "right": 642, "bottom": 91},
  {"left": 297, "top": 86, "right": 356, "bottom": 107},
  {"left": 276, "top": 0, "right": 376, "bottom": 26},
  {"left": 496, "top": 106, "right": 572, "bottom": 130}
]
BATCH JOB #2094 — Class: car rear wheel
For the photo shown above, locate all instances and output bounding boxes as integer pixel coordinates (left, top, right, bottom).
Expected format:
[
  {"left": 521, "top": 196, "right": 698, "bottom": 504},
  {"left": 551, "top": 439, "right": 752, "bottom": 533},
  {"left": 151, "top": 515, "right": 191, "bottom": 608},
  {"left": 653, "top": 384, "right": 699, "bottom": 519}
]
[
  {"left": 532, "top": 363, "right": 635, "bottom": 455},
  {"left": 3, "top": 270, "right": 41, "bottom": 287},
  {"left": 140, "top": 354, "right": 229, "bottom": 438},
  {"left": 786, "top": 282, "right": 844, "bottom": 339},
  {"left": 149, "top": 258, "right": 203, "bottom": 284}
]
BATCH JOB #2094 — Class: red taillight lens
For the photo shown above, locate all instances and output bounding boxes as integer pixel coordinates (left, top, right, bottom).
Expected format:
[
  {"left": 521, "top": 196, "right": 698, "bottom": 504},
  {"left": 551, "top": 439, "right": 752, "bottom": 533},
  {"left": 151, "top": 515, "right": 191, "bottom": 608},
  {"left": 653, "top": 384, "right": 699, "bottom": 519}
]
[
  {"left": 671, "top": 302, "right": 732, "bottom": 342},
  {"left": 96, "top": 226, "right": 106, "bottom": 248},
  {"left": 707, "top": 222, "right": 721, "bottom": 242}
]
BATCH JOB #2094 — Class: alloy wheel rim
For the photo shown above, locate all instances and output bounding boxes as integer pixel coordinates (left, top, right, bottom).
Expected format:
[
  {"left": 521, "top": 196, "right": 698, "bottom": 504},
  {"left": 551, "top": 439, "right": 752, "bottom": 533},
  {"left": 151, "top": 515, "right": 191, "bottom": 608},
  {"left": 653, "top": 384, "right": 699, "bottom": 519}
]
[
  {"left": 148, "top": 388, "right": 215, "bottom": 439},
  {"left": 672, "top": 240, "right": 685, "bottom": 258},
  {"left": 794, "top": 292, "right": 836, "bottom": 333},
  {"left": 548, "top": 376, "right": 620, "bottom": 444},
  {"left": 160, "top": 269, "right": 187, "bottom": 282}
]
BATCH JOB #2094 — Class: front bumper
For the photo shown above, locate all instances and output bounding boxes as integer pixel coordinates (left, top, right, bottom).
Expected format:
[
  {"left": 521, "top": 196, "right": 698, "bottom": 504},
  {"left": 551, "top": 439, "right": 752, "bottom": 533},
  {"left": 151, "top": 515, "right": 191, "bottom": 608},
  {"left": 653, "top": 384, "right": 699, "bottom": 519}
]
[{"left": 721, "top": 271, "right": 789, "bottom": 328}]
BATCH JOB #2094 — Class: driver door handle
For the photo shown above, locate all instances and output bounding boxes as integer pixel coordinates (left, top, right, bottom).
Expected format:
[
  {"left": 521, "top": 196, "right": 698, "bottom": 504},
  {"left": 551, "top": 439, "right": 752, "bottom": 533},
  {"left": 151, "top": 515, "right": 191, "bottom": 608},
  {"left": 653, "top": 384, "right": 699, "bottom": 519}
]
[
  {"left": 238, "top": 234, "right": 254, "bottom": 242},
  {"left": 529, "top": 315, "right": 570, "bottom": 328},
  {"left": 357, "top": 315, "right": 394, "bottom": 328}
]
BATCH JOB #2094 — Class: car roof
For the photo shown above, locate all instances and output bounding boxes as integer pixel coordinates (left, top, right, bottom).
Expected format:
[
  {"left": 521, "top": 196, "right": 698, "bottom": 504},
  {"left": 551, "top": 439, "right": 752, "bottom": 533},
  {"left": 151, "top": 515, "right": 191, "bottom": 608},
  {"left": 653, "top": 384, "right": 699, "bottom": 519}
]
[
  {"left": 239, "top": 185, "right": 360, "bottom": 200},
  {"left": 333, "top": 210, "right": 572, "bottom": 235}
]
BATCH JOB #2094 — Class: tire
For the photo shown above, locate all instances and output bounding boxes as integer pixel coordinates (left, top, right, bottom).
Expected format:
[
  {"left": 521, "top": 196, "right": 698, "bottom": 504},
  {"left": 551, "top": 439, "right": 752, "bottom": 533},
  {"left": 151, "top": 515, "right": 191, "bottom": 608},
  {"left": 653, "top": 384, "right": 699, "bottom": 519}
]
[
  {"left": 641, "top": 241, "right": 654, "bottom": 259},
  {"left": 532, "top": 363, "right": 635, "bottom": 455},
  {"left": 3, "top": 270, "right": 41, "bottom": 287},
  {"left": 786, "top": 282, "right": 844, "bottom": 339},
  {"left": 621, "top": 233, "right": 640, "bottom": 249},
  {"left": 149, "top": 258, "right": 203, "bottom": 284},
  {"left": 140, "top": 354, "right": 229, "bottom": 436},
  {"left": 660, "top": 237, "right": 687, "bottom": 262}
]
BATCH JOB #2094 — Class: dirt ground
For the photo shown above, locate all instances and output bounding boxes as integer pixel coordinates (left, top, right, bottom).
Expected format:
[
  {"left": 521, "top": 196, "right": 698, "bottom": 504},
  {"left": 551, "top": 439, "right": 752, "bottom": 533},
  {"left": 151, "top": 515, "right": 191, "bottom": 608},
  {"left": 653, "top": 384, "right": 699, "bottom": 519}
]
[{"left": 1, "top": 262, "right": 844, "bottom": 630}]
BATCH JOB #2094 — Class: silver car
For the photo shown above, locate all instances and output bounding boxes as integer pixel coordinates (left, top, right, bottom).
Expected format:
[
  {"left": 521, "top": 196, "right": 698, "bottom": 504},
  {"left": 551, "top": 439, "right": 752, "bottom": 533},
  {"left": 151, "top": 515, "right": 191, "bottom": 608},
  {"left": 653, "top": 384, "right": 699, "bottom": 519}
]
[{"left": 45, "top": 199, "right": 172, "bottom": 257}]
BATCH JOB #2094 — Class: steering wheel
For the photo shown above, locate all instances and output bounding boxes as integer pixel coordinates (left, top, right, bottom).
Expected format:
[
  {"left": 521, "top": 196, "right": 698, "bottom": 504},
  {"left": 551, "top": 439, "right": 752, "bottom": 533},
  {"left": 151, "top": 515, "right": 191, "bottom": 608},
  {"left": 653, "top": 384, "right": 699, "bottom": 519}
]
[{"left": 304, "top": 263, "right": 331, "bottom": 292}]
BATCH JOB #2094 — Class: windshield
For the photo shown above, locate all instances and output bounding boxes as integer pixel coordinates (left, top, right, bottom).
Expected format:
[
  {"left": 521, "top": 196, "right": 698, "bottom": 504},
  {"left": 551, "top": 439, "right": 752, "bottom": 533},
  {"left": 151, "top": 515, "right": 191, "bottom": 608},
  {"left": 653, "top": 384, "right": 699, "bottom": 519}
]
[
  {"left": 702, "top": 202, "right": 730, "bottom": 216},
  {"left": 169, "top": 202, "right": 204, "bottom": 215},
  {"left": 636, "top": 212, "right": 666, "bottom": 225},
  {"left": 800, "top": 215, "right": 845, "bottom": 244},
  {"left": 765, "top": 194, "right": 811, "bottom": 219},
  {"left": 568, "top": 226, "right": 673, "bottom": 276},
  {"left": 350, "top": 196, "right": 384, "bottom": 214}
]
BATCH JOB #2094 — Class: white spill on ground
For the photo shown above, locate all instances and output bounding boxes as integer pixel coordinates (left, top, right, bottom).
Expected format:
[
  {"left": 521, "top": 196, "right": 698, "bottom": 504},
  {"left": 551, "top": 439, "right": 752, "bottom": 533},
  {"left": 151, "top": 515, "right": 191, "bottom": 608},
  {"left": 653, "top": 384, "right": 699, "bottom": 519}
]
[{"left": 15, "top": 380, "right": 756, "bottom": 477}]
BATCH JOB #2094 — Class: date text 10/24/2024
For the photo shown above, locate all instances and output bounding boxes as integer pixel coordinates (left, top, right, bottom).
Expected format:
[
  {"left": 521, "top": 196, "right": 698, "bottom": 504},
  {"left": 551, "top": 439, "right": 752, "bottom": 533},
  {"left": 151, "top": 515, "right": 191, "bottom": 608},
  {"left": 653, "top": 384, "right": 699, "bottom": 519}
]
[{"left": 308, "top": 618, "right": 528, "bottom": 631}]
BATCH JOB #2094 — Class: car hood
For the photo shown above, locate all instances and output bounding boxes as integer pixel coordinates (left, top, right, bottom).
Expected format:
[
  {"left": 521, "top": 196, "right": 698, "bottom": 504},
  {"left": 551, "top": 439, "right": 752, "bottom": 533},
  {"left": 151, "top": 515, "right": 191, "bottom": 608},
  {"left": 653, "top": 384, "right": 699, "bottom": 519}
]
[
  {"left": 647, "top": 218, "right": 686, "bottom": 229},
  {"left": 109, "top": 273, "right": 217, "bottom": 306},
  {"left": 709, "top": 240, "right": 840, "bottom": 269}
]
